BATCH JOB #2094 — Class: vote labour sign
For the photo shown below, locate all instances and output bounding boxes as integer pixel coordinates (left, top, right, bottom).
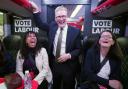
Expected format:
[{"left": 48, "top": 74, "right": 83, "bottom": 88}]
[{"left": 14, "top": 19, "right": 39, "bottom": 33}]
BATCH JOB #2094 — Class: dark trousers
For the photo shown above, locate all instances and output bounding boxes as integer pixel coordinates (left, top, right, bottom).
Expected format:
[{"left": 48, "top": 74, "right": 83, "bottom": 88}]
[
  {"left": 38, "top": 79, "right": 48, "bottom": 89},
  {"left": 52, "top": 61, "right": 76, "bottom": 89}
]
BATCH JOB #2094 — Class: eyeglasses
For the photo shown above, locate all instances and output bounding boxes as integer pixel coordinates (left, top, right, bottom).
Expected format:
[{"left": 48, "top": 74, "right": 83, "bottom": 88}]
[
  {"left": 56, "top": 15, "right": 67, "bottom": 19},
  {"left": 100, "top": 35, "right": 112, "bottom": 39}
]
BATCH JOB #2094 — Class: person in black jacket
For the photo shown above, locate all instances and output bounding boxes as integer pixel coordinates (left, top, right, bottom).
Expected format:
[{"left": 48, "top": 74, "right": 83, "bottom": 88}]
[
  {"left": 29, "top": 3, "right": 81, "bottom": 89},
  {"left": 81, "top": 30, "right": 123, "bottom": 89}
]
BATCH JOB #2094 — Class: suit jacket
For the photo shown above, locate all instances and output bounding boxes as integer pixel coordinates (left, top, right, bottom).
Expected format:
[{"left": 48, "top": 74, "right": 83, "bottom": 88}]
[
  {"left": 16, "top": 48, "right": 52, "bottom": 84},
  {"left": 33, "top": 13, "right": 81, "bottom": 73},
  {"left": 83, "top": 46, "right": 121, "bottom": 88}
]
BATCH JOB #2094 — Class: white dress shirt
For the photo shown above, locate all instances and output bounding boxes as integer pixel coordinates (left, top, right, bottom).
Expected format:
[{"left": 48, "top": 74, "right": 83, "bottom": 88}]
[{"left": 53, "top": 24, "right": 68, "bottom": 56}]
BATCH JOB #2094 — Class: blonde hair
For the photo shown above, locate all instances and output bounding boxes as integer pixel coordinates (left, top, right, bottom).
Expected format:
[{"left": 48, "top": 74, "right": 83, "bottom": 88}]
[{"left": 55, "top": 5, "right": 67, "bottom": 14}]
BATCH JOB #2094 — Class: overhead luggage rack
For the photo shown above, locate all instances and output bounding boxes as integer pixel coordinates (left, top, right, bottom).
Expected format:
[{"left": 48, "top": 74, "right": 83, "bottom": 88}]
[{"left": 91, "top": 0, "right": 128, "bottom": 17}]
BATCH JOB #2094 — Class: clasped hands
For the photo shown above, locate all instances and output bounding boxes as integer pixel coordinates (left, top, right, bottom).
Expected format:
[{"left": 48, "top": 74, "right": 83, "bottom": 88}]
[{"left": 56, "top": 53, "right": 71, "bottom": 63}]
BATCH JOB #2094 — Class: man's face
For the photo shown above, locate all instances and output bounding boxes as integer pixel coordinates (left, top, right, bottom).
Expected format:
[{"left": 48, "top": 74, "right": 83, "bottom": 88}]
[{"left": 55, "top": 10, "right": 67, "bottom": 28}]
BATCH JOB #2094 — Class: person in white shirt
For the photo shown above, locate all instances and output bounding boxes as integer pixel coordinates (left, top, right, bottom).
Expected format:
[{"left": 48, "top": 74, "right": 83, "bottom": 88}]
[{"left": 29, "top": 3, "right": 81, "bottom": 89}]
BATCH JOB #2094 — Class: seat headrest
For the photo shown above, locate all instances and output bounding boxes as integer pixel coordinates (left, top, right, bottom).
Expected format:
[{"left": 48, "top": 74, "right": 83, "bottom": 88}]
[
  {"left": 83, "top": 35, "right": 99, "bottom": 49},
  {"left": 3, "top": 35, "right": 21, "bottom": 50},
  {"left": 117, "top": 37, "right": 128, "bottom": 48}
]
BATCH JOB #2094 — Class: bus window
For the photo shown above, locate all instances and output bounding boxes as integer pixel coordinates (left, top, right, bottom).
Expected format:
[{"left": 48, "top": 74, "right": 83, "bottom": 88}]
[{"left": 0, "top": 12, "right": 3, "bottom": 39}]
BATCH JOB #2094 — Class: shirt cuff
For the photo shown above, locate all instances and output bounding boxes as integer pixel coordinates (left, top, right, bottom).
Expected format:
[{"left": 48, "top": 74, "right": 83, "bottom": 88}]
[
  {"left": 33, "top": 10, "right": 40, "bottom": 13},
  {"left": 67, "top": 53, "right": 71, "bottom": 59}
]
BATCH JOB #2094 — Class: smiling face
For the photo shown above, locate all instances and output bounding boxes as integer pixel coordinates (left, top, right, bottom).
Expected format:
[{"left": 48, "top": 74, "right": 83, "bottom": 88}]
[
  {"left": 99, "top": 31, "right": 115, "bottom": 48},
  {"left": 26, "top": 32, "right": 37, "bottom": 48},
  {"left": 55, "top": 7, "right": 67, "bottom": 28}
]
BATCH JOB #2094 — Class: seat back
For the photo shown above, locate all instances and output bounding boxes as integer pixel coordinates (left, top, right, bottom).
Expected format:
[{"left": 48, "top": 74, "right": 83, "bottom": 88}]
[
  {"left": 117, "top": 37, "right": 128, "bottom": 89},
  {"left": 38, "top": 37, "right": 49, "bottom": 51},
  {"left": 117, "top": 37, "right": 128, "bottom": 56},
  {"left": 80, "top": 35, "right": 99, "bottom": 82},
  {"left": 3, "top": 35, "right": 21, "bottom": 60}
]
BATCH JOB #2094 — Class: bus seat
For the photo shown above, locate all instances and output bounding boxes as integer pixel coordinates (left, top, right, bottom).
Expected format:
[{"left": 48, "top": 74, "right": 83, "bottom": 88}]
[
  {"left": 3, "top": 35, "right": 21, "bottom": 60},
  {"left": 80, "top": 35, "right": 98, "bottom": 83},
  {"left": 117, "top": 37, "right": 128, "bottom": 89},
  {"left": 117, "top": 37, "right": 128, "bottom": 55},
  {"left": 82, "top": 35, "right": 99, "bottom": 59},
  {"left": 38, "top": 37, "right": 49, "bottom": 51}
]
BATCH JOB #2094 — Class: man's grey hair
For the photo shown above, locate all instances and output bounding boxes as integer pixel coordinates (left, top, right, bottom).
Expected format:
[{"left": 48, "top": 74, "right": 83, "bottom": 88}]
[{"left": 55, "top": 5, "right": 67, "bottom": 13}]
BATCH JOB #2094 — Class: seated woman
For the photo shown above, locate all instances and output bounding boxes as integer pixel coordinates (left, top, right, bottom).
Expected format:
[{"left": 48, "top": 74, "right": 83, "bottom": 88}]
[
  {"left": 16, "top": 31, "right": 52, "bottom": 89},
  {"left": 0, "top": 40, "right": 15, "bottom": 77},
  {"left": 81, "top": 30, "right": 123, "bottom": 89}
]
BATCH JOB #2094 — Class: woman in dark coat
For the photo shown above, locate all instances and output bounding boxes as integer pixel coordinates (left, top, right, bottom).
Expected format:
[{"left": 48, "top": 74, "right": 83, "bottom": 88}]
[{"left": 81, "top": 30, "right": 123, "bottom": 89}]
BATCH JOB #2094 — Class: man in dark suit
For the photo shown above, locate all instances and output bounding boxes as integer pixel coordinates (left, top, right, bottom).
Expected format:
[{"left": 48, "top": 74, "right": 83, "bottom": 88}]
[{"left": 30, "top": 3, "right": 81, "bottom": 89}]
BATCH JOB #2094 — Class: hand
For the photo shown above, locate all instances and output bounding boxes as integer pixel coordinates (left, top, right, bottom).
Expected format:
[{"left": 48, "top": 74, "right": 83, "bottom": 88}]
[
  {"left": 29, "top": 1, "right": 41, "bottom": 13},
  {"left": 99, "top": 85, "right": 107, "bottom": 89},
  {"left": 57, "top": 53, "right": 71, "bottom": 63},
  {"left": 109, "top": 80, "right": 123, "bottom": 89}
]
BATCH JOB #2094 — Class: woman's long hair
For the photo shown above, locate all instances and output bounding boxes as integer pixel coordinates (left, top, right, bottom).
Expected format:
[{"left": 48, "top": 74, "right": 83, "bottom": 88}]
[
  {"left": 20, "top": 31, "right": 41, "bottom": 59},
  {"left": 94, "top": 30, "right": 124, "bottom": 60}
]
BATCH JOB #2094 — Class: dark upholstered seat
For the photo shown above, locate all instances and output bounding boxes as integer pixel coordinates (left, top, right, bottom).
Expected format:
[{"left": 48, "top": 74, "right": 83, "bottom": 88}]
[
  {"left": 117, "top": 37, "right": 128, "bottom": 89},
  {"left": 3, "top": 35, "right": 21, "bottom": 60}
]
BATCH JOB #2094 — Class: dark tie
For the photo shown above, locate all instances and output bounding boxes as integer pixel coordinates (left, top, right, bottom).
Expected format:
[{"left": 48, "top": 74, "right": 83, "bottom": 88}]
[{"left": 56, "top": 28, "right": 63, "bottom": 59}]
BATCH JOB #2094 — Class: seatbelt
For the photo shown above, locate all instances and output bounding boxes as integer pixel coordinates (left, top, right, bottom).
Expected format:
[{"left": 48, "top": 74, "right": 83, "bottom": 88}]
[{"left": 100, "top": 57, "right": 108, "bottom": 70}]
